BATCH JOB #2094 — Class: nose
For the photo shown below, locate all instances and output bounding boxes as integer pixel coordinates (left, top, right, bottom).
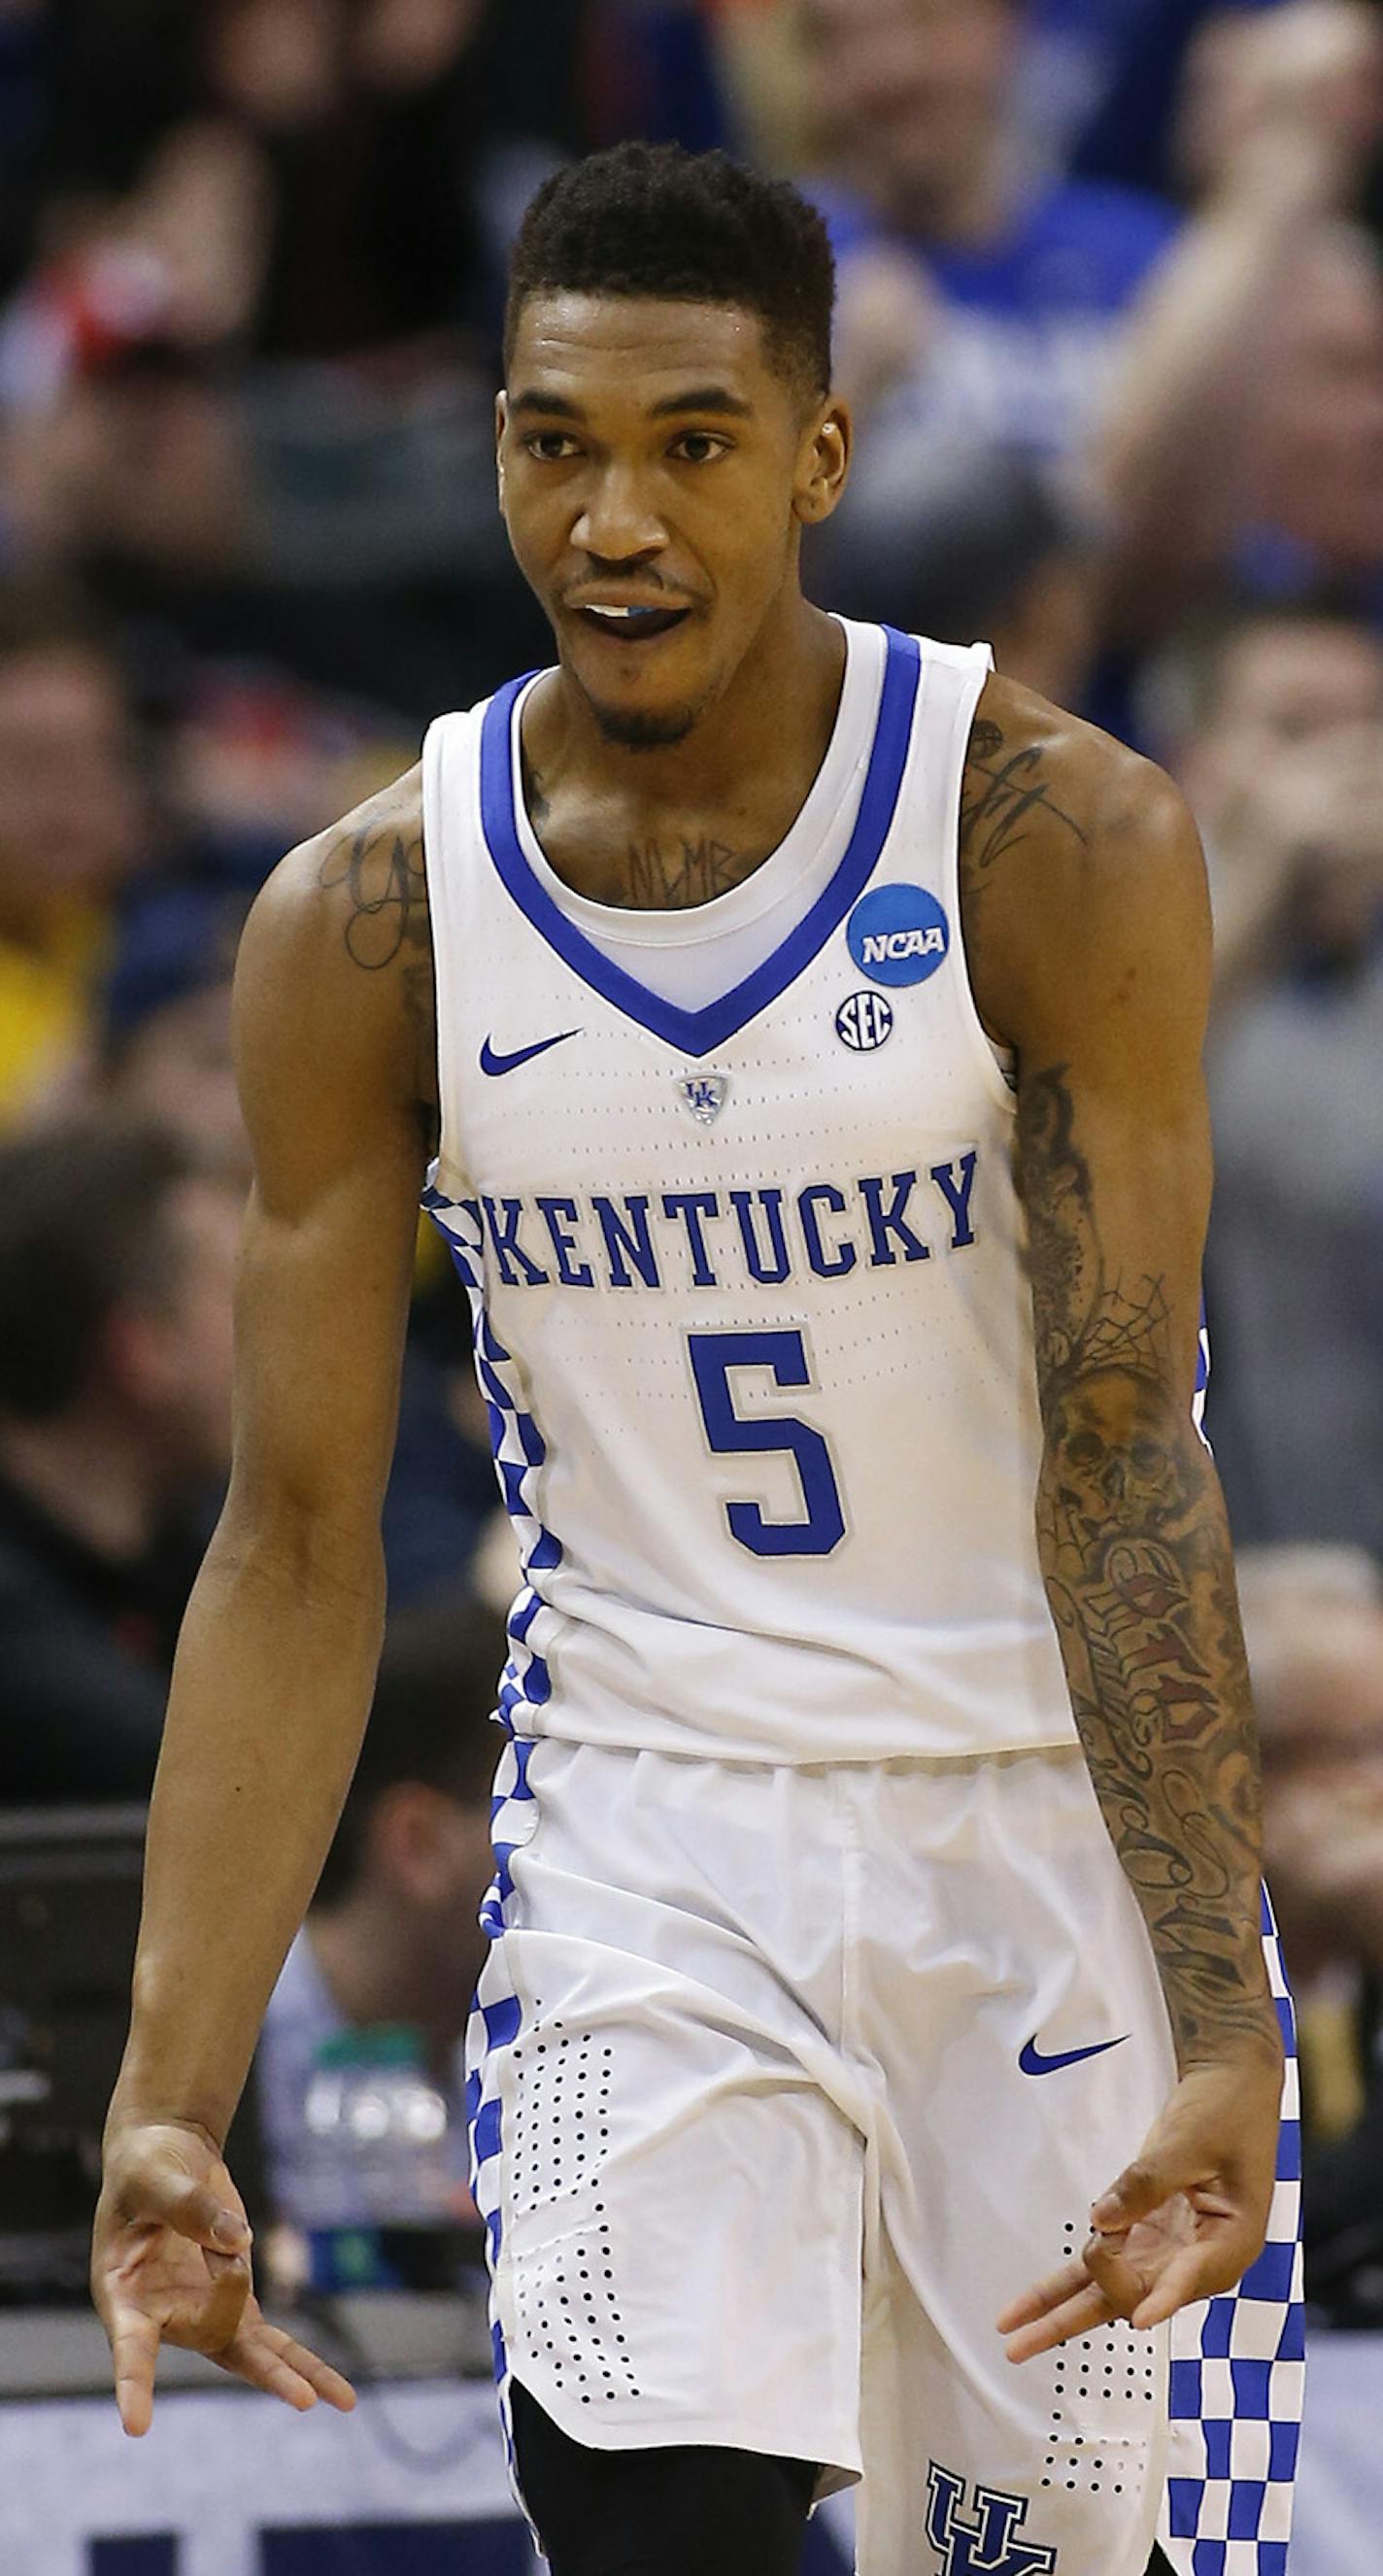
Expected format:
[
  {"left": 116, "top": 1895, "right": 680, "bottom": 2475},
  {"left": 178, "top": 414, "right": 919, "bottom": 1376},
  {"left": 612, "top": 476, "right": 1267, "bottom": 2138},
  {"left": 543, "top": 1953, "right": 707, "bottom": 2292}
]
[{"left": 571, "top": 461, "right": 667, "bottom": 565}]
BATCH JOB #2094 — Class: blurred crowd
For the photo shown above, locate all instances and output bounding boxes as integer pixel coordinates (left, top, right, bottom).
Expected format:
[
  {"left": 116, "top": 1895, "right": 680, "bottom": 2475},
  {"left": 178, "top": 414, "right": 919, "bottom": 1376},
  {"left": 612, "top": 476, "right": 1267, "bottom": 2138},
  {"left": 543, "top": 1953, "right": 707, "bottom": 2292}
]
[{"left": 0, "top": 0, "right": 1381, "bottom": 2313}]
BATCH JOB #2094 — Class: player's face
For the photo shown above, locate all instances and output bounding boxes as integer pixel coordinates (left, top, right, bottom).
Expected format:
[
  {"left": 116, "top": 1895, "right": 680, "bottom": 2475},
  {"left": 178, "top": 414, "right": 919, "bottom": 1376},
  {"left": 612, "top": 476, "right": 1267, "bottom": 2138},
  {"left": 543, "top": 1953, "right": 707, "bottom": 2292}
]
[{"left": 498, "top": 293, "right": 848, "bottom": 749}]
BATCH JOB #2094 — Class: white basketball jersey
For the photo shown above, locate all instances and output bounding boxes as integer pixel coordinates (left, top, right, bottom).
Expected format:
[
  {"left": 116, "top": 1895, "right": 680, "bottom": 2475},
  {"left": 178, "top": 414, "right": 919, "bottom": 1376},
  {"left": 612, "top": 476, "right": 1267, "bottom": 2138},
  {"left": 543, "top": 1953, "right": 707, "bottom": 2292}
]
[{"left": 421, "top": 619, "right": 1080, "bottom": 1764}]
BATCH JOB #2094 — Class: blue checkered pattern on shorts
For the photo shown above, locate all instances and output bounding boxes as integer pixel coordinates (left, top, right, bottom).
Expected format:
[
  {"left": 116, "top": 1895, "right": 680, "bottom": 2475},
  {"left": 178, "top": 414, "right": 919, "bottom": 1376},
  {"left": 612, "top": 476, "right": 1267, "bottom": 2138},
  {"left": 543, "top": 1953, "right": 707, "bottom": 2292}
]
[
  {"left": 1160, "top": 1889, "right": 1304, "bottom": 2576},
  {"left": 424, "top": 1179, "right": 557, "bottom": 2459}
]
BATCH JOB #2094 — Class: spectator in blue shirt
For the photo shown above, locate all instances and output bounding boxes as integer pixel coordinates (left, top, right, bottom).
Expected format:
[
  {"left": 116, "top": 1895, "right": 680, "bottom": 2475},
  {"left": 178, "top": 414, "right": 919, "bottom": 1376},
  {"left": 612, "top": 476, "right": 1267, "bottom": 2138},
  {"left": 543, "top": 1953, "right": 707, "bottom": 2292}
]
[
  {"left": 791, "top": 0, "right": 1175, "bottom": 701},
  {"left": 796, "top": 0, "right": 1179, "bottom": 470}
]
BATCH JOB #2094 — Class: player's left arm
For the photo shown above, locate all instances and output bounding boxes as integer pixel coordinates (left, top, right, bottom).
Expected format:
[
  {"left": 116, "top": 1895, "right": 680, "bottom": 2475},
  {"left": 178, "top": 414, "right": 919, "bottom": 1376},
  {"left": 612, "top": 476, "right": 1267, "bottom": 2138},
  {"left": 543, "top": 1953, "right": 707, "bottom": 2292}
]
[{"left": 961, "top": 679, "right": 1285, "bottom": 2357}]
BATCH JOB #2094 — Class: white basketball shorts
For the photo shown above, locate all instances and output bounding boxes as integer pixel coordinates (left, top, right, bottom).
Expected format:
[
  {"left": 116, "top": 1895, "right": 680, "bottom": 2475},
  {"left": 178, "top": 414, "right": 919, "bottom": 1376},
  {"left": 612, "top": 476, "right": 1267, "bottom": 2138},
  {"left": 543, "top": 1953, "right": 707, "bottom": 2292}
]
[{"left": 464, "top": 1735, "right": 1212, "bottom": 2576}]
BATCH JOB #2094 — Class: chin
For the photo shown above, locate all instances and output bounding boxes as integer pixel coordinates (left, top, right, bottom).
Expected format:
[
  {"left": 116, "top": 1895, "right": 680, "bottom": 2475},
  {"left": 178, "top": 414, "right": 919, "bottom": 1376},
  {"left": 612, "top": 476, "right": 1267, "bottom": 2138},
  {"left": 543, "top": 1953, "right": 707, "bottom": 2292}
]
[{"left": 590, "top": 696, "right": 700, "bottom": 751}]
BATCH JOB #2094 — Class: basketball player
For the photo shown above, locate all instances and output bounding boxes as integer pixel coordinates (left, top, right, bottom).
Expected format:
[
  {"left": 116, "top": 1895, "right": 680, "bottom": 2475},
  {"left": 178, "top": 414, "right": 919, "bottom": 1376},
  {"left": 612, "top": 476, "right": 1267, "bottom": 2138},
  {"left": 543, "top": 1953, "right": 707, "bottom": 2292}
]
[{"left": 92, "top": 149, "right": 1301, "bottom": 2576}]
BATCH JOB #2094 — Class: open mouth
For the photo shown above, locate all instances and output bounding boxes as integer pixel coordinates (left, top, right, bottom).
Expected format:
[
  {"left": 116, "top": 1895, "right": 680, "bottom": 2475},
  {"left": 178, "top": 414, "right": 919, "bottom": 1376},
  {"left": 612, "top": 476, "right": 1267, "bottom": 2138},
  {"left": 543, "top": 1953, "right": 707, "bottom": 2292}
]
[{"left": 576, "top": 604, "right": 691, "bottom": 644}]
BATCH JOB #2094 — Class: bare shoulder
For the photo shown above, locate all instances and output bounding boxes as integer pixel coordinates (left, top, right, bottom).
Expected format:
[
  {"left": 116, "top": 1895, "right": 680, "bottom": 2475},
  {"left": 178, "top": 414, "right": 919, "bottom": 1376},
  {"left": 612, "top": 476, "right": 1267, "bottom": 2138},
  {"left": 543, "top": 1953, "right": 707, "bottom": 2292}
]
[
  {"left": 235, "top": 762, "right": 437, "bottom": 1151},
  {"left": 246, "top": 761, "right": 426, "bottom": 965},
  {"left": 959, "top": 673, "right": 1208, "bottom": 1051}
]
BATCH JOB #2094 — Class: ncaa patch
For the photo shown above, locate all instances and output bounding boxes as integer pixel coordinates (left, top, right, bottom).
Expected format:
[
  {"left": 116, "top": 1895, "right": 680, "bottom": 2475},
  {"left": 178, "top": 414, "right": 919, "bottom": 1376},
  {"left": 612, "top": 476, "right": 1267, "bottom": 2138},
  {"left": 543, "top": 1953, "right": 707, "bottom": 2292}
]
[{"left": 847, "top": 883, "right": 950, "bottom": 988}]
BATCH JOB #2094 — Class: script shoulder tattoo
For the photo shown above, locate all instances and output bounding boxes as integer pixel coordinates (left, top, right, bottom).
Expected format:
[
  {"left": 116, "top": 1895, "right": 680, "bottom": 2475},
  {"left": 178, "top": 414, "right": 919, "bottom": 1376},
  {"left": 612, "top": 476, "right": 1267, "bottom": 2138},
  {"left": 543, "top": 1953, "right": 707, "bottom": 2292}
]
[
  {"left": 317, "top": 788, "right": 438, "bottom": 1153},
  {"left": 1019, "top": 1064, "right": 1276, "bottom": 2069},
  {"left": 960, "top": 716, "right": 1089, "bottom": 884}
]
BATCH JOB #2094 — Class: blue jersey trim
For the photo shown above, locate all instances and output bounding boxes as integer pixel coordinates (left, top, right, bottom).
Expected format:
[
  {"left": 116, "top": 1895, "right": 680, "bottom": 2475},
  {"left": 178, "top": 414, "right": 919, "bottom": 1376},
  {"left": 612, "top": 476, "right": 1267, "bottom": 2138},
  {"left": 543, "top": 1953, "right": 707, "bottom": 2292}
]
[{"left": 477, "top": 626, "right": 923, "bottom": 1059}]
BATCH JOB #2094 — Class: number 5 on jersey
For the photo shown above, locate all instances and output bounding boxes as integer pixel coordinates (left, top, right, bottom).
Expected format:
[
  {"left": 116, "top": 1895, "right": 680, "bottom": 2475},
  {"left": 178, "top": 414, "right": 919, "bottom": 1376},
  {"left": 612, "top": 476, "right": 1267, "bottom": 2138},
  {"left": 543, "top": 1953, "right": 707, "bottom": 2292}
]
[{"left": 688, "top": 1329, "right": 847, "bottom": 1558}]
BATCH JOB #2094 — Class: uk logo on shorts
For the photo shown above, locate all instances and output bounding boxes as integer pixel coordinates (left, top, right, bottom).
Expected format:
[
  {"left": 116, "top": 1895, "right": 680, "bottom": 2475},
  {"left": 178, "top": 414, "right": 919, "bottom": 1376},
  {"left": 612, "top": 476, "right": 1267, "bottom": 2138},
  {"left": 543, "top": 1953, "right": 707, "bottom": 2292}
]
[
  {"left": 925, "top": 2463, "right": 1058, "bottom": 2575},
  {"left": 847, "top": 883, "right": 950, "bottom": 988}
]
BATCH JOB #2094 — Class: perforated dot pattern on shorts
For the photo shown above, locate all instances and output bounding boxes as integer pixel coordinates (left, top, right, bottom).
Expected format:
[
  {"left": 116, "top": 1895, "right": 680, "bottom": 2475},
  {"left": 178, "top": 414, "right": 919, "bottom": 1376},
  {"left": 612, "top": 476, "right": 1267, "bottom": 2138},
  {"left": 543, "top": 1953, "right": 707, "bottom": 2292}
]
[
  {"left": 511, "top": 2023, "right": 640, "bottom": 2404},
  {"left": 511, "top": 2021, "right": 613, "bottom": 2218},
  {"left": 1039, "top": 2219, "right": 1158, "bottom": 2496}
]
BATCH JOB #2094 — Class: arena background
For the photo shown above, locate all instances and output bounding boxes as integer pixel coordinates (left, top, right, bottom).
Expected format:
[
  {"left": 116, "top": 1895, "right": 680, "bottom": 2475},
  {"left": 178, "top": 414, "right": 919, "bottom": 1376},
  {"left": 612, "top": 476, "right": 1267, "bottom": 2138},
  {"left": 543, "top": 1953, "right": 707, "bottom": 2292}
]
[{"left": 1, "top": 4, "right": 1381, "bottom": 2570}]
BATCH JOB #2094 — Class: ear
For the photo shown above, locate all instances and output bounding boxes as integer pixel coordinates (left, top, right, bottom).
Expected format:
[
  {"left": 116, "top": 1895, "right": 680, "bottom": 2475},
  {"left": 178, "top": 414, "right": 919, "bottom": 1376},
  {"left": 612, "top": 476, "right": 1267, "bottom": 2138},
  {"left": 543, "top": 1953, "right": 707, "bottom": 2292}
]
[
  {"left": 793, "top": 397, "right": 853, "bottom": 528},
  {"left": 495, "top": 390, "right": 508, "bottom": 507}
]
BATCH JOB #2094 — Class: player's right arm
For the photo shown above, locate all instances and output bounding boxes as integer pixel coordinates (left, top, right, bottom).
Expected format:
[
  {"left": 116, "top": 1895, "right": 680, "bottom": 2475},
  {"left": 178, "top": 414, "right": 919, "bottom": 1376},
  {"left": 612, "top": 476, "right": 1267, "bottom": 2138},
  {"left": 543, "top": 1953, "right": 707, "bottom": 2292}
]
[{"left": 92, "top": 766, "right": 435, "bottom": 2433}]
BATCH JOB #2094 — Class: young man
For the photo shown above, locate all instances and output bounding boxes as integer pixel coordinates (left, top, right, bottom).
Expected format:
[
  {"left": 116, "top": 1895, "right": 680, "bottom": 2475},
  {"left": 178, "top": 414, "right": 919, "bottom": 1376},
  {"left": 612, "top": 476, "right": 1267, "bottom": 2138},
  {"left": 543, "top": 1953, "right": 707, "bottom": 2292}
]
[{"left": 92, "top": 148, "right": 1300, "bottom": 2576}]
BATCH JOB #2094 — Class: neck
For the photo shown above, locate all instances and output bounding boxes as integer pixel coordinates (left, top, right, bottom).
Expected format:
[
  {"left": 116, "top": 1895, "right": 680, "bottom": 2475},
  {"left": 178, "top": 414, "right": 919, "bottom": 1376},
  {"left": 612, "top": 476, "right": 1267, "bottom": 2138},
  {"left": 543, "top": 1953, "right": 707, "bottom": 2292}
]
[
  {"left": 523, "top": 596, "right": 847, "bottom": 906},
  {"left": 543, "top": 593, "right": 843, "bottom": 811},
  {"left": 308, "top": 1901, "right": 479, "bottom": 2082},
  {"left": 0, "top": 1403, "right": 166, "bottom": 1558}
]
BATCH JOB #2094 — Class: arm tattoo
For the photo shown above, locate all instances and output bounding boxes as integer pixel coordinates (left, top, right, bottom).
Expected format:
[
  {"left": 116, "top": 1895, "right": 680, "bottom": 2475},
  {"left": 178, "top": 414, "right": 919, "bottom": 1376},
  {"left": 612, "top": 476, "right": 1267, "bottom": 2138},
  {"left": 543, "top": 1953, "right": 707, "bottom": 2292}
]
[
  {"left": 319, "top": 815, "right": 426, "bottom": 971},
  {"left": 1020, "top": 1064, "right": 1277, "bottom": 2068},
  {"left": 318, "top": 806, "right": 439, "bottom": 1157},
  {"left": 961, "top": 719, "right": 1089, "bottom": 877}
]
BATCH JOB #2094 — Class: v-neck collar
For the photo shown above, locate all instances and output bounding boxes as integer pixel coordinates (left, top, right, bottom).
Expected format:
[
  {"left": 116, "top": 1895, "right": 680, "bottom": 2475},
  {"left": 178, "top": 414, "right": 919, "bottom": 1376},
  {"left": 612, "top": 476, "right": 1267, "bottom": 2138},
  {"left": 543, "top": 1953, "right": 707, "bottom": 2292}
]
[{"left": 477, "top": 625, "right": 923, "bottom": 1059}]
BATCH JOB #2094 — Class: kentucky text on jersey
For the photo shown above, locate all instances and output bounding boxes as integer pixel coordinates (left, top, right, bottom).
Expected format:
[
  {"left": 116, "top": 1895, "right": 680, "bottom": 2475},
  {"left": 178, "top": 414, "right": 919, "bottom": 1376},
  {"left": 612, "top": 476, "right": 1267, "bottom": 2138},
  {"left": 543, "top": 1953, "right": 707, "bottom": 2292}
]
[{"left": 446, "top": 1155, "right": 980, "bottom": 1292}]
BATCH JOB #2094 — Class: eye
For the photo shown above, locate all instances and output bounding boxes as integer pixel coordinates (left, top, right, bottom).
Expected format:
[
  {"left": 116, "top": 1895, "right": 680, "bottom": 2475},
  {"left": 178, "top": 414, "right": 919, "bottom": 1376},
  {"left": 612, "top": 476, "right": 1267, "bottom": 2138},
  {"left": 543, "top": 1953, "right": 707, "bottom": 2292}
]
[
  {"left": 523, "top": 431, "right": 582, "bottom": 461},
  {"left": 670, "top": 430, "right": 730, "bottom": 464}
]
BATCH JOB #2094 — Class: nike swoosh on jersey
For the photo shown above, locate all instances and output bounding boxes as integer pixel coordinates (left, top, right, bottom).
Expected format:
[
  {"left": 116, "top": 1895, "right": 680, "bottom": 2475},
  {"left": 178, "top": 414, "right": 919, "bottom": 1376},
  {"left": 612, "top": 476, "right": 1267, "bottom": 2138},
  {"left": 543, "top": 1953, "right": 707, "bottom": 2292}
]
[
  {"left": 479, "top": 1030, "right": 581, "bottom": 1076},
  {"left": 1018, "top": 2033, "right": 1130, "bottom": 2077}
]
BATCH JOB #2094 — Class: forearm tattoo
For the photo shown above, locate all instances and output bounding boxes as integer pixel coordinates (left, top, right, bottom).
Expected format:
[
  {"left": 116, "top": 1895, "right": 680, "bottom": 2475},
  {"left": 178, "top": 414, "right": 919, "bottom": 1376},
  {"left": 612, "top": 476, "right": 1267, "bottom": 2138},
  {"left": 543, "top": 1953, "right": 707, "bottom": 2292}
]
[
  {"left": 1019, "top": 1065, "right": 1276, "bottom": 2068},
  {"left": 318, "top": 800, "right": 439, "bottom": 1156}
]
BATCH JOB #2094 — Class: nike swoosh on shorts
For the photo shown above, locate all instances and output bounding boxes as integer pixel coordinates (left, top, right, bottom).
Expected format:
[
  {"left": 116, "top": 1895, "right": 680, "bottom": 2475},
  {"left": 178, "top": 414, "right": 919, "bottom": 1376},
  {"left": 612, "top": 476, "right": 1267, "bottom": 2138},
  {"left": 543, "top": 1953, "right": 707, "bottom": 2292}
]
[
  {"left": 479, "top": 1031, "right": 581, "bottom": 1076},
  {"left": 1018, "top": 2033, "right": 1130, "bottom": 2077}
]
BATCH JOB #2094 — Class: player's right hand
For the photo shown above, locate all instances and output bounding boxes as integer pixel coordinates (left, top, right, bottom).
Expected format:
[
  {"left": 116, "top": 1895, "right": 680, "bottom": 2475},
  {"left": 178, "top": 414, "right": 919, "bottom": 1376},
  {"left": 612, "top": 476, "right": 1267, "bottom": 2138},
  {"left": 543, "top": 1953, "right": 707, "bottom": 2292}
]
[{"left": 92, "top": 2119, "right": 356, "bottom": 2435}]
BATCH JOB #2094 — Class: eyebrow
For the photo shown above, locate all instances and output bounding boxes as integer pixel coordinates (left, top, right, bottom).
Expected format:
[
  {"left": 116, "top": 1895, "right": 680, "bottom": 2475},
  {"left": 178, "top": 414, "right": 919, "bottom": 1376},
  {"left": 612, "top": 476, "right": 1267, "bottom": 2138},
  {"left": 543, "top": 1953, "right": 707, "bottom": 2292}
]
[
  {"left": 648, "top": 387, "right": 754, "bottom": 421},
  {"left": 508, "top": 385, "right": 755, "bottom": 423},
  {"left": 508, "top": 390, "right": 585, "bottom": 420}
]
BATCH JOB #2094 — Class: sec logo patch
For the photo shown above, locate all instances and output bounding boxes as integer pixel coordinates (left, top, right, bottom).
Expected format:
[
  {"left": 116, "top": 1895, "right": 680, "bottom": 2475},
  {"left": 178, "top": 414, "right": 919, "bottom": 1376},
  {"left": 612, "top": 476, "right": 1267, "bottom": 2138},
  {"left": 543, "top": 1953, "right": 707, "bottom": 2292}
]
[
  {"left": 846, "top": 883, "right": 950, "bottom": 987},
  {"left": 836, "top": 992, "right": 894, "bottom": 1051}
]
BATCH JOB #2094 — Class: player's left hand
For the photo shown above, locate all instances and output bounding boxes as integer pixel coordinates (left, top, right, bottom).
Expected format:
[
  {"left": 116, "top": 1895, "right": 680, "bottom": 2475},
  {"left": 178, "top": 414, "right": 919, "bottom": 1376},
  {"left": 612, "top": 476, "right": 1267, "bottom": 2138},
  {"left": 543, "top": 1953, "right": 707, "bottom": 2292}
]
[{"left": 996, "top": 2053, "right": 1283, "bottom": 2362}]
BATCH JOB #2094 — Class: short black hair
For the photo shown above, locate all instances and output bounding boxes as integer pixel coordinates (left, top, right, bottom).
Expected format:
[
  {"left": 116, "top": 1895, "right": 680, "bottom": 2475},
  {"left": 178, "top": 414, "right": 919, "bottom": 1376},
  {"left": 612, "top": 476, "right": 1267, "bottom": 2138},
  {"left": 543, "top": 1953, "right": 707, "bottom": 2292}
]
[
  {"left": 313, "top": 1600, "right": 509, "bottom": 1908},
  {"left": 0, "top": 1117, "right": 202, "bottom": 1422},
  {"left": 505, "top": 142, "right": 835, "bottom": 401}
]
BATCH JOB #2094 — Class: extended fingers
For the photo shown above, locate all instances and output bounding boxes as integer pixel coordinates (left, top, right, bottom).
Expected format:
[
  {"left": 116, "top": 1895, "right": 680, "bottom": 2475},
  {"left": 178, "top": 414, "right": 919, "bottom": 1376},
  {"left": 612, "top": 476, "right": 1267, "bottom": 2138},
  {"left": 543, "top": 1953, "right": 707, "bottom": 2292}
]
[
  {"left": 995, "top": 2256, "right": 1092, "bottom": 2334},
  {"left": 997, "top": 2231, "right": 1149, "bottom": 2363},
  {"left": 1002, "top": 2277, "right": 1116, "bottom": 2363},
  {"left": 228, "top": 2319, "right": 356, "bottom": 2414},
  {"left": 108, "top": 2303, "right": 161, "bottom": 2437}
]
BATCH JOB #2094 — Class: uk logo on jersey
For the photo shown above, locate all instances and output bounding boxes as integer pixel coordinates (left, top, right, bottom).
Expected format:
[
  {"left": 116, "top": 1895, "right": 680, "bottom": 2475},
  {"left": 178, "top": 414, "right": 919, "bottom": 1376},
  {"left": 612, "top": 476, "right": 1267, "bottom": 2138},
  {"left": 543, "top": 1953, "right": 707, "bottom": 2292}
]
[
  {"left": 847, "top": 883, "right": 950, "bottom": 988},
  {"left": 925, "top": 2464, "right": 1058, "bottom": 2576},
  {"left": 676, "top": 1072, "right": 730, "bottom": 1125}
]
